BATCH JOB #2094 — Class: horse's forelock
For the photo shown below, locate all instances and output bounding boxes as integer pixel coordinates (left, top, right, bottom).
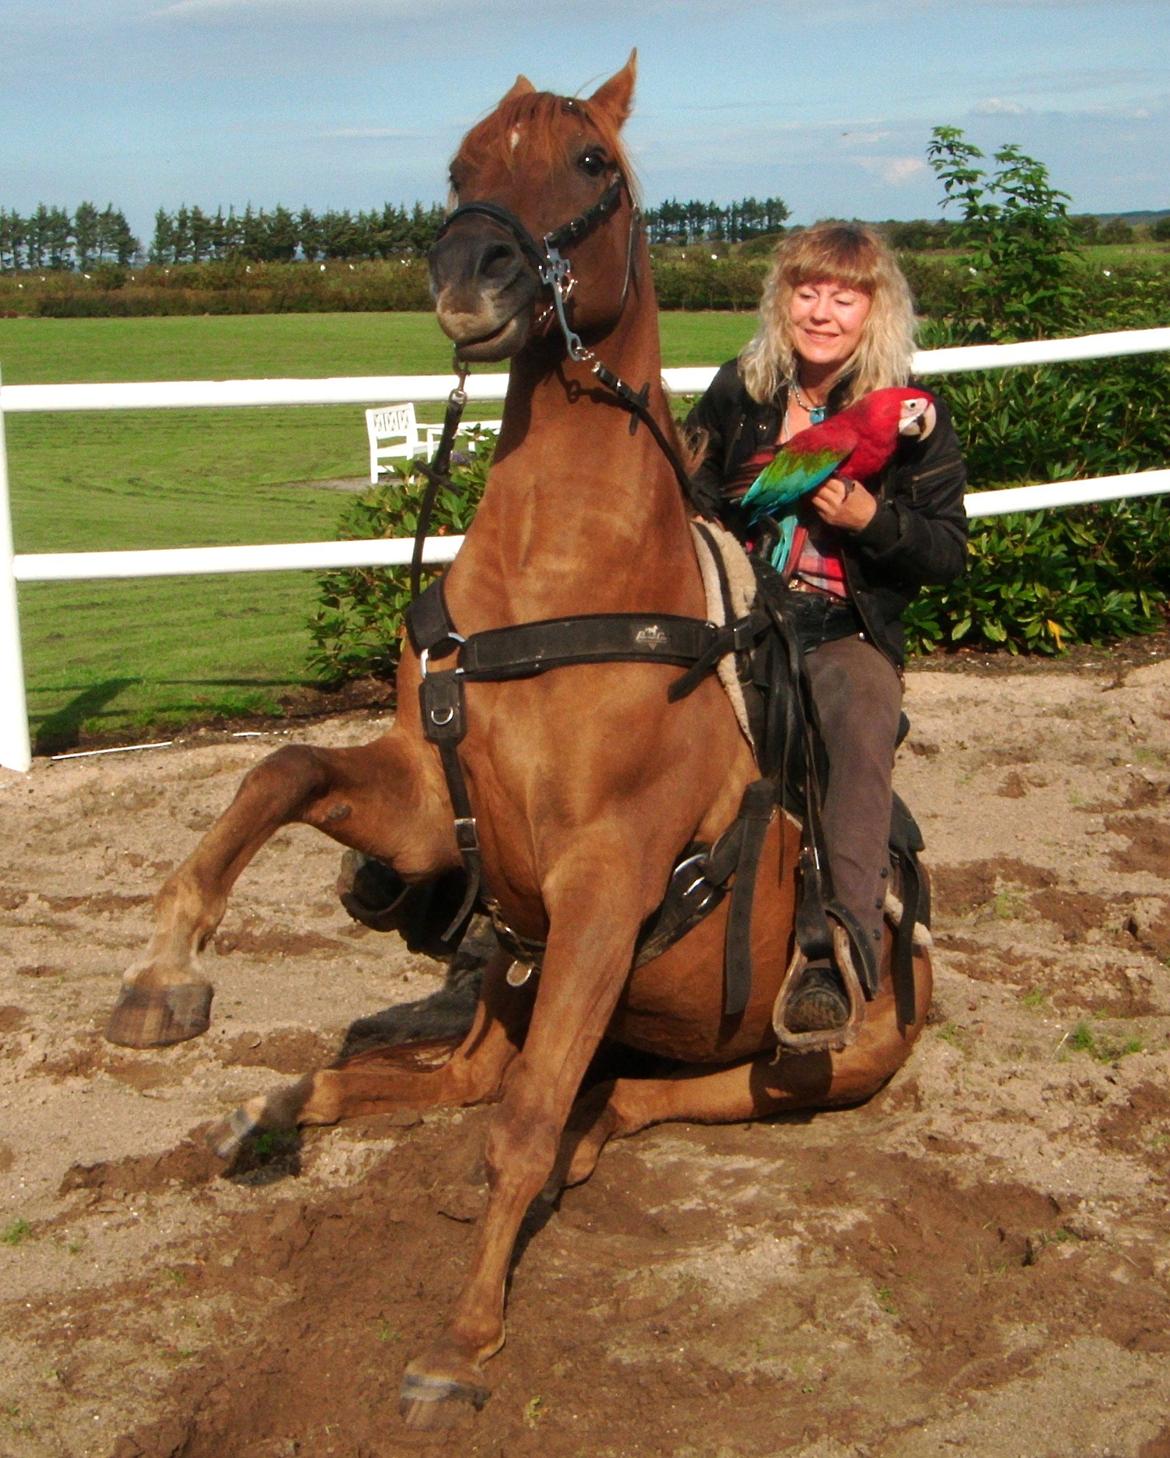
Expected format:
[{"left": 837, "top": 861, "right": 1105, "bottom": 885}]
[{"left": 459, "top": 90, "right": 637, "bottom": 198}]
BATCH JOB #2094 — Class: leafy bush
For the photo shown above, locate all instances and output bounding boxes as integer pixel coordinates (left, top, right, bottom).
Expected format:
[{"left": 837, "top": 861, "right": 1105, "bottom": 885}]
[
  {"left": 309, "top": 443, "right": 491, "bottom": 685},
  {"left": 906, "top": 350, "right": 1170, "bottom": 654},
  {"left": 904, "top": 501, "right": 1167, "bottom": 655}
]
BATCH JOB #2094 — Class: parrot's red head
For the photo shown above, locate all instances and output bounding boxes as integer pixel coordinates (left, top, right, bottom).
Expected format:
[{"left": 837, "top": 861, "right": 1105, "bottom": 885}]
[
  {"left": 860, "top": 386, "right": 936, "bottom": 440},
  {"left": 896, "top": 391, "right": 936, "bottom": 439}
]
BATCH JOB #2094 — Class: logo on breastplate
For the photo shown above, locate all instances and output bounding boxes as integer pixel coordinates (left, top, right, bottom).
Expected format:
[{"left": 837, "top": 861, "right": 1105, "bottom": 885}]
[{"left": 635, "top": 624, "right": 669, "bottom": 650}]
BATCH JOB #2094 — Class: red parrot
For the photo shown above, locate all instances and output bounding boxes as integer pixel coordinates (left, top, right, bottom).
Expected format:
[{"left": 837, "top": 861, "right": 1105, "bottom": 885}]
[{"left": 737, "top": 386, "right": 936, "bottom": 567}]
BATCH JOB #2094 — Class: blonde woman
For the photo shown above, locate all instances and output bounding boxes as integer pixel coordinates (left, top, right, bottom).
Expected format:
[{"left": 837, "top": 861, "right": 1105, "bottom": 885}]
[{"left": 689, "top": 222, "right": 968, "bottom": 1037}]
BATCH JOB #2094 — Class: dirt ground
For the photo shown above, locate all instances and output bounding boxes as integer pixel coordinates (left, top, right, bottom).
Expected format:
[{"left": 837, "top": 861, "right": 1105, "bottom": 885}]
[{"left": 2, "top": 647, "right": 1169, "bottom": 1458}]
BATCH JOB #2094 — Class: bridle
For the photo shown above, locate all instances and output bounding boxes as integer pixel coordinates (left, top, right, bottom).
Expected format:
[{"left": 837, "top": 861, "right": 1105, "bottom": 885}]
[
  {"left": 416, "top": 168, "right": 697, "bottom": 602},
  {"left": 434, "top": 172, "right": 631, "bottom": 363}
]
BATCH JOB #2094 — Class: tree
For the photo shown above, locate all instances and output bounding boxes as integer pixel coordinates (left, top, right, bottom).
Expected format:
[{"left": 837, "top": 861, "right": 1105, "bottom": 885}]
[
  {"left": 265, "top": 205, "right": 299, "bottom": 262},
  {"left": 927, "top": 125, "right": 1080, "bottom": 340},
  {"left": 72, "top": 201, "right": 100, "bottom": 268},
  {"left": 98, "top": 205, "right": 138, "bottom": 265}
]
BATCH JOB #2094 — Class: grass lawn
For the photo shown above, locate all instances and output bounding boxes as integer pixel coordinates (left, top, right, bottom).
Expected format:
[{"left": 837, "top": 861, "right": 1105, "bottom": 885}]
[{"left": 2, "top": 311, "right": 748, "bottom": 751}]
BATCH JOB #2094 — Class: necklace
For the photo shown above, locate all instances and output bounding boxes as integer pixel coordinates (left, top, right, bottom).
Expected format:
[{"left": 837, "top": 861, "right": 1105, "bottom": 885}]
[{"left": 790, "top": 376, "right": 828, "bottom": 425}]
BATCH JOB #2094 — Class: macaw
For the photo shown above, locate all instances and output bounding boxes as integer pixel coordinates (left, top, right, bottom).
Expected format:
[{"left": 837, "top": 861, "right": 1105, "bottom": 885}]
[{"left": 738, "top": 386, "right": 936, "bottom": 569}]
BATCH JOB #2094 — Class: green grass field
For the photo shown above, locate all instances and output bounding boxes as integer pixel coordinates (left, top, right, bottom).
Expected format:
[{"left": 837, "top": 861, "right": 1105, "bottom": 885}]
[{"left": 2, "top": 311, "right": 751, "bottom": 751}]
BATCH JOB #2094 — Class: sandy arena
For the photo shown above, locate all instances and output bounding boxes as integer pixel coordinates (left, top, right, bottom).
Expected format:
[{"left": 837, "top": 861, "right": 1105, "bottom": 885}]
[{"left": 1, "top": 650, "right": 1169, "bottom": 1458}]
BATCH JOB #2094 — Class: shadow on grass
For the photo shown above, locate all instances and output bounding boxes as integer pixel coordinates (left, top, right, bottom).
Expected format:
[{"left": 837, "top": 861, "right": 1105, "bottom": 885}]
[
  {"left": 32, "top": 677, "right": 141, "bottom": 756},
  {"left": 29, "top": 673, "right": 379, "bottom": 757}
]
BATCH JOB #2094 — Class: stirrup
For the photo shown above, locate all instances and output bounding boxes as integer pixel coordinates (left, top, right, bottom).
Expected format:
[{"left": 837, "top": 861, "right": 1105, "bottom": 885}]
[{"left": 771, "top": 923, "right": 866, "bottom": 1056}]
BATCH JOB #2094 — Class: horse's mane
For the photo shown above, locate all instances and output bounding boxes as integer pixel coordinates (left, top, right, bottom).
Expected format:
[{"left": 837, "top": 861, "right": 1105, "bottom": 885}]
[{"left": 458, "top": 91, "right": 641, "bottom": 203}]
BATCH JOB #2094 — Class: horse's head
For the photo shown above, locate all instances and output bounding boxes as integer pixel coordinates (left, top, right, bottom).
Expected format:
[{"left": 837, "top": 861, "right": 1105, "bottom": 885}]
[{"left": 429, "top": 55, "right": 640, "bottom": 362}]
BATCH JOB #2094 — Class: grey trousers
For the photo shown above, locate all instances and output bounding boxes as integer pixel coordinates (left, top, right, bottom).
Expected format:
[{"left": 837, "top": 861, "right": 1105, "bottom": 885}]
[{"left": 797, "top": 618, "right": 903, "bottom": 963}]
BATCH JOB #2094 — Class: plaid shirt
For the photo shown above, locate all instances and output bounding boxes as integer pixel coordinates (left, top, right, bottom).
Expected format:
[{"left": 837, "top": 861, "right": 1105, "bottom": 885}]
[{"left": 784, "top": 515, "right": 849, "bottom": 598}]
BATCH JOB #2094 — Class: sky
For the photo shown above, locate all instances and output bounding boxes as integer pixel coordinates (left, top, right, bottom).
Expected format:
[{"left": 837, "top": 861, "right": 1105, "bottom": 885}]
[{"left": 1, "top": 0, "right": 1166, "bottom": 249}]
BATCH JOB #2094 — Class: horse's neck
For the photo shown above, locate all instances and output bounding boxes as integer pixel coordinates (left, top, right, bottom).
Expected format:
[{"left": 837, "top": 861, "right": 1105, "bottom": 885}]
[{"left": 452, "top": 291, "right": 701, "bottom": 625}]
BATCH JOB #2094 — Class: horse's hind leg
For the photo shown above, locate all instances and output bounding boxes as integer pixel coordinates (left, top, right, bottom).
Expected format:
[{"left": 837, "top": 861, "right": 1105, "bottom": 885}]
[
  {"left": 559, "top": 962, "right": 932, "bottom": 1188},
  {"left": 106, "top": 729, "right": 452, "bottom": 1049},
  {"left": 211, "top": 950, "right": 532, "bottom": 1157}
]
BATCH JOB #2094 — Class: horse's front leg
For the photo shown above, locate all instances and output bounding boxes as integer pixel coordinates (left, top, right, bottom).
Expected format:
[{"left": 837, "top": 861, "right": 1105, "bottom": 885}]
[
  {"left": 209, "top": 947, "right": 531, "bottom": 1157},
  {"left": 106, "top": 729, "right": 453, "bottom": 1048},
  {"left": 399, "top": 845, "right": 648, "bottom": 1426}
]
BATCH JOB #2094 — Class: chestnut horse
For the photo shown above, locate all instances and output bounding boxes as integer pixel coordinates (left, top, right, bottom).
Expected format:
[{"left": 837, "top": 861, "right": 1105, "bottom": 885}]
[{"left": 106, "top": 55, "right": 930, "bottom": 1426}]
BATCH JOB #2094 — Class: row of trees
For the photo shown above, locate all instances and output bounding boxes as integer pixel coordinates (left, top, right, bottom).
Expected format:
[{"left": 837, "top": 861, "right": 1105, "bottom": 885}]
[
  {"left": 148, "top": 202, "right": 448, "bottom": 264},
  {"left": 0, "top": 203, "right": 139, "bottom": 270},
  {"left": 644, "top": 196, "right": 791, "bottom": 243},
  {"left": 2, "top": 191, "right": 1165, "bottom": 276}
]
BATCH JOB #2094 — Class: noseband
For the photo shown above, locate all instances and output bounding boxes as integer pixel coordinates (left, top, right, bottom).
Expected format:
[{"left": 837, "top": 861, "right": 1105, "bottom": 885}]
[{"left": 434, "top": 174, "right": 629, "bottom": 363}]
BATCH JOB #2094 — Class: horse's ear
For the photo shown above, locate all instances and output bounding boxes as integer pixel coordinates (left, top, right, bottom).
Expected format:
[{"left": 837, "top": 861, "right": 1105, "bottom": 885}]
[
  {"left": 502, "top": 75, "right": 536, "bottom": 103},
  {"left": 588, "top": 50, "right": 637, "bottom": 129}
]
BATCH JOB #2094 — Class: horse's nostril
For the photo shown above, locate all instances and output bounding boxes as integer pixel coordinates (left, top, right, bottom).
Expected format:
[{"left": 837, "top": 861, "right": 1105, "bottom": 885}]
[{"left": 478, "top": 241, "right": 520, "bottom": 282}]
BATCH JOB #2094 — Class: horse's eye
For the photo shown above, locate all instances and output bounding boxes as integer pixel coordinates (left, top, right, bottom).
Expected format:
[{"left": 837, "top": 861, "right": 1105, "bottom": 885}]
[{"left": 578, "top": 148, "right": 608, "bottom": 178}]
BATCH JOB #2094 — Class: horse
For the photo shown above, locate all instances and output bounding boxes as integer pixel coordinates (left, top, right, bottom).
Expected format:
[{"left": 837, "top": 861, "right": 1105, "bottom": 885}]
[{"left": 104, "top": 54, "right": 932, "bottom": 1428}]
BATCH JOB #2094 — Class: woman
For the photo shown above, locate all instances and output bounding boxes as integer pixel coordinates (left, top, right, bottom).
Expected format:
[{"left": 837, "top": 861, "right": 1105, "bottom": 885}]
[{"left": 688, "top": 222, "right": 968, "bottom": 1037}]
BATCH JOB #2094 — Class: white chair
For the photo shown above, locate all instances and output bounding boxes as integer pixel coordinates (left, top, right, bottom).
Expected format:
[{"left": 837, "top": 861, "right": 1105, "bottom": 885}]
[
  {"left": 365, "top": 403, "right": 429, "bottom": 484},
  {"left": 365, "top": 404, "right": 501, "bottom": 484}
]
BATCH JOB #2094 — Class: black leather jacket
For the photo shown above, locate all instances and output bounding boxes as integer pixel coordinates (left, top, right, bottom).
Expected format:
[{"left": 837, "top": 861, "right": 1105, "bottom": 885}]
[{"left": 687, "top": 359, "right": 969, "bottom": 668}]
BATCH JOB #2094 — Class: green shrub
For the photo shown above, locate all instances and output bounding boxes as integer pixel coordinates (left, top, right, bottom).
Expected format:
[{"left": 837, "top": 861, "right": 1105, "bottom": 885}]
[
  {"left": 308, "top": 444, "right": 491, "bottom": 685},
  {"left": 905, "top": 347, "right": 1170, "bottom": 654}
]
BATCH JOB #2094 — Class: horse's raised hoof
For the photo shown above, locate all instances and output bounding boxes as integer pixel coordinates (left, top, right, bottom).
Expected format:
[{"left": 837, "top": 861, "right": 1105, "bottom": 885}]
[
  {"left": 399, "top": 1368, "right": 490, "bottom": 1429},
  {"left": 105, "top": 981, "right": 213, "bottom": 1048}
]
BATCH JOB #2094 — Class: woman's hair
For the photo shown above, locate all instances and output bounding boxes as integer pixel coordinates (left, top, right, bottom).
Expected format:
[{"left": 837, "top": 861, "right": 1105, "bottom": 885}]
[{"left": 738, "top": 222, "right": 916, "bottom": 406}]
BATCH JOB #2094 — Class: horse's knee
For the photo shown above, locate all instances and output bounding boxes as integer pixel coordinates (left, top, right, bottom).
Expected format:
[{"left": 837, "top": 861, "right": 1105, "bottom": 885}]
[
  {"left": 484, "top": 1102, "right": 559, "bottom": 1195},
  {"left": 244, "top": 742, "right": 329, "bottom": 799}
]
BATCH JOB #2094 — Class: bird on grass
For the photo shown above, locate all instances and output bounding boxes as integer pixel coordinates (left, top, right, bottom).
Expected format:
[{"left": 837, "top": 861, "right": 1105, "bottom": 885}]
[{"left": 738, "top": 386, "right": 936, "bottom": 567}]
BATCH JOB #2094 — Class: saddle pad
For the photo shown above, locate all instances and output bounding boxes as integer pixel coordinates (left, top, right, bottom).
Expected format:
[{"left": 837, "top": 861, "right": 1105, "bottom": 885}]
[{"left": 689, "top": 518, "right": 758, "bottom": 752}]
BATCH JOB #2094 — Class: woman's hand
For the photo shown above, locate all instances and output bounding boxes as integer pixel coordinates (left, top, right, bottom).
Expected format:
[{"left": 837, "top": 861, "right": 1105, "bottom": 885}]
[{"left": 809, "top": 475, "right": 877, "bottom": 532}]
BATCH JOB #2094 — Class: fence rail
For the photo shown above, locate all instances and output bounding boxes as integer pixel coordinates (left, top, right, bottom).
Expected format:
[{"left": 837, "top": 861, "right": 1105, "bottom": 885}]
[{"left": 3, "top": 326, "right": 1169, "bottom": 772}]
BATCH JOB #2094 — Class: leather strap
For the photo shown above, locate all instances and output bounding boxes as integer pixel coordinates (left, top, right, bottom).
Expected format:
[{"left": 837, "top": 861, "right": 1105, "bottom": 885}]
[
  {"left": 719, "top": 779, "right": 777, "bottom": 1019},
  {"left": 417, "top": 669, "right": 481, "bottom": 940}
]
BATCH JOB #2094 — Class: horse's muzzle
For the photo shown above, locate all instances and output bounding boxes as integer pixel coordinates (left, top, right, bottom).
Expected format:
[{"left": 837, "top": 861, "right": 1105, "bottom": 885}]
[{"left": 429, "top": 224, "right": 541, "bottom": 360}]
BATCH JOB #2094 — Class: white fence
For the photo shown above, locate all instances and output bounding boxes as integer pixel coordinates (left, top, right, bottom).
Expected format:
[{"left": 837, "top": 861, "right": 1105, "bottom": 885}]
[{"left": 2, "top": 326, "right": 1169, "bottom": 772}]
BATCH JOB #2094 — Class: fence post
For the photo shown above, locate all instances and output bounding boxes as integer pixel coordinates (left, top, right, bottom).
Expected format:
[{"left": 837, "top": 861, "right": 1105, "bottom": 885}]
[{"left": 0, "top": 369, "right": 32, "bottom": 772}]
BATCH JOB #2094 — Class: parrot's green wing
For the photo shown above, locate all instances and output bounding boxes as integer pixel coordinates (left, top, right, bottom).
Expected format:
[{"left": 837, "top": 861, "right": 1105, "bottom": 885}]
[{"left": 740, "top": 445, "right": 847, "bottom": 523}]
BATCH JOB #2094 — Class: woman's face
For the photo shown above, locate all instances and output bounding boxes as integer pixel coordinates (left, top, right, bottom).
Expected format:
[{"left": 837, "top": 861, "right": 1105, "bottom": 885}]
[{"left": 786, "top": 278, "right": 873, "bottom": 374}]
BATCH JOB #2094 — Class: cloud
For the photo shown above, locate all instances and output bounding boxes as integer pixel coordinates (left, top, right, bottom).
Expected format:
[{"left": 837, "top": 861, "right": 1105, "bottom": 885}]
[
  {"left": 855, "top": 156, "right": 928, "bottom": 186},
  {"left": 972, "top": 97, "right": 1029, "bottom": 116}
]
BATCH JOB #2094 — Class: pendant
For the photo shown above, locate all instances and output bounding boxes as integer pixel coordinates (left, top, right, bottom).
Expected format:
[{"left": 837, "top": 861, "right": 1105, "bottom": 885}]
[{"left": 808, "top": 406, "right": 827, "bottom": 425}]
